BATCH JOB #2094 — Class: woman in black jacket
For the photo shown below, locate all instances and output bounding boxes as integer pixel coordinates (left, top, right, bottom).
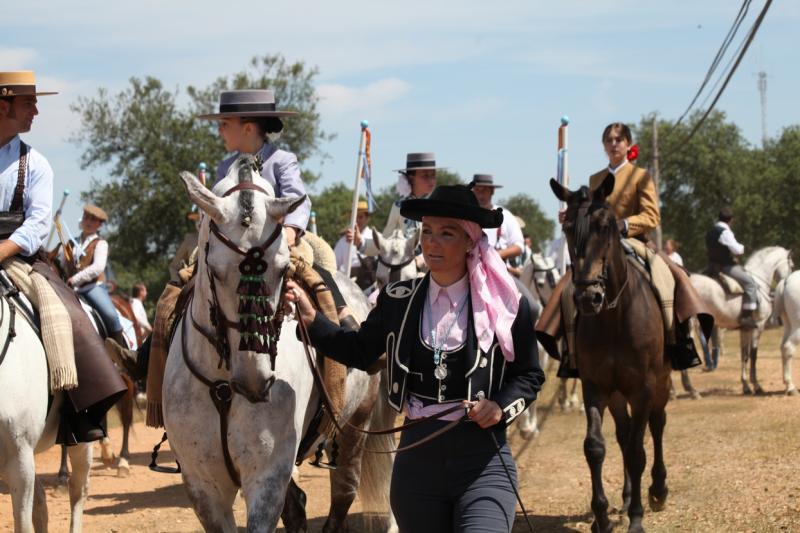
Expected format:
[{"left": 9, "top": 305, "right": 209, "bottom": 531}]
[{"left": 287, "top": 184, "right": 544, "bottom": 532}]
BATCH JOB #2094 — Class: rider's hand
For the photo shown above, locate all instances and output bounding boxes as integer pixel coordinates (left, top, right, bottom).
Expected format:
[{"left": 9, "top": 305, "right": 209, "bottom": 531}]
[
  {"left": 345, "top": 227, "right": 362, "bottom": 248},
  {"left": 464, "top": 399, "right": 503, "bottom": 428},
  {"left": 66, "top": 276, "right": 76, "bottom": 288},
  {"left": 284, "top": 280, "right": 317, "bottom": 326}
]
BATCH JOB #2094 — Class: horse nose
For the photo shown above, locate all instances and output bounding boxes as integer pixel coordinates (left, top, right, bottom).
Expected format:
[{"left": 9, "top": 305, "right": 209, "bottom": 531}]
[{"left": 592, "top": 292, "right": 604, "bottom": 305}]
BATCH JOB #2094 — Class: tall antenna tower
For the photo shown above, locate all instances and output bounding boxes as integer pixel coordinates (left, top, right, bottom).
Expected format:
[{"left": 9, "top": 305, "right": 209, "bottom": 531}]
[{"left": 757, "top": 71, "right": 768, "bottom": 147}]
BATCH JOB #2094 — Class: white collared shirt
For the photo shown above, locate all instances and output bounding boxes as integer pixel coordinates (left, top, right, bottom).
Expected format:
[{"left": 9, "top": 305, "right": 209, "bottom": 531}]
[
  {"left": 335, "top": 225, "right": 374, "bottom": 271},
  {"left": 0, "top": 135, "right": 53, "bottom": 255},
  {"left": 608, "top": 160, "right": 629, "bottom": 174},
  {"left": 715, "top": 221, "right": 744, "bottom": 256},
  {"left": 483, "top": 205, "right": 524, "bottom": 253}
]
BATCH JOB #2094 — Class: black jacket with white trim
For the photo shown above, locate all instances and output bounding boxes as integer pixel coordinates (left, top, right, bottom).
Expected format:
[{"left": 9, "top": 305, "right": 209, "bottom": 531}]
[{"left": 307, "top": 275, "right": 545, "bottom": 426}]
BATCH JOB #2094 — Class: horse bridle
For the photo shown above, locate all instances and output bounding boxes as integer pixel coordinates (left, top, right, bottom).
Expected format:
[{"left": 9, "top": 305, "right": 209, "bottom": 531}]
[
  {"left": 377, "top": 255, "right": 415, "bottom": 284},
  {"left": 569, "top": 200, "right": 629, "bottom": 311},
  {"left": 174, "top": 181, "right": 288, "bottom": 486}
]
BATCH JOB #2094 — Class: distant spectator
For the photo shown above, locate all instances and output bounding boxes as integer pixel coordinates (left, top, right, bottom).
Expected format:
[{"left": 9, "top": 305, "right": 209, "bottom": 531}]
[
  {"left": 130, "top": 282, "right": 152, "bottom": 336},
  {"left": 664, "top": 239, "right": 684, "bottom": 267}
]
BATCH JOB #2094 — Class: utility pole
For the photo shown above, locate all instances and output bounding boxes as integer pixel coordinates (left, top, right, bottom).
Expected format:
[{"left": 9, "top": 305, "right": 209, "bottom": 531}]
[
  {"left": 651, "top": 117, "right": 662, "bottom": 251},
  {"left": 757, "top": 71, "right": 768, "bottom": 147}
]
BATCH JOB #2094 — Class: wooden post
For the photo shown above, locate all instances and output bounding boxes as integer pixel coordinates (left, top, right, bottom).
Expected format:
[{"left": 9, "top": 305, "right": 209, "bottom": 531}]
[{"left": 344, "top": 120, "right": 369, "bottom": 278}]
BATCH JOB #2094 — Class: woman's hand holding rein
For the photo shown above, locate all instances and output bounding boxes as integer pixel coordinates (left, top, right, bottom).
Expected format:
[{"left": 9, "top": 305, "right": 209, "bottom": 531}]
[{"left": 284, "top": 280, "right": 317, "bottom": 326}]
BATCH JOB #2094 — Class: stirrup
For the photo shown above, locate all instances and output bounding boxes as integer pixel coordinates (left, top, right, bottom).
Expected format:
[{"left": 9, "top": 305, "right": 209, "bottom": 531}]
[{"left": 308, "top": 437, "right": 338, "bottom": 470}]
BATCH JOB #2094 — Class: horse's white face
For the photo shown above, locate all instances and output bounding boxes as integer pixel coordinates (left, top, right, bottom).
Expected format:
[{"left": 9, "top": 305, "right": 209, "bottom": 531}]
[
  {"left": 373, "top": 228, "right": 419, "bottom": 288},
  {"left": 531, "top": 253, "right": 560, "bottom": 306},
  {"left": 180, "top": 154, "right": 305, "bottom": 402}
]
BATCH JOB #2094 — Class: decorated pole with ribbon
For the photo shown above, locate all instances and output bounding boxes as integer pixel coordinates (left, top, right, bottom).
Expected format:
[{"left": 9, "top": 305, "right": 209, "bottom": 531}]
[
  {"left": 344, "top": 120, "right": 370, "bottom": 278},
  {"left": 46, "top": 188, "right": 70, "bottom": 250},
  {"left": 556, "top": 116, "right": 570, "bottom": 275}
]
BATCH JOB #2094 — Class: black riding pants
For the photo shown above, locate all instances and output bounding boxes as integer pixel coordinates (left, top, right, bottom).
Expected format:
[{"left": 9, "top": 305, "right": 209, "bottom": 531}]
[{"left": 390, "top": 419, "right": 518, "bottom": 533}]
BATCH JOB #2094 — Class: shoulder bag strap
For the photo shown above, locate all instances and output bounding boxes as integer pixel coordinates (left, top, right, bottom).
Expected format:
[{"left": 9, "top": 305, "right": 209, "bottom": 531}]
[{"left": 10, "top": 142, "right": 28, "bottom": 213}]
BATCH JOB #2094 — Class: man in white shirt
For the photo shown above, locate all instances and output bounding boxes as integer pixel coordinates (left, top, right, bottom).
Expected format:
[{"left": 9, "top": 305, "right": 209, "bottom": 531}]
[
  {"left": 336, "top": 200, "right": 376, "bottom": 290},
  {"left": 706, "top": 208, "right": 757, "bottom": 328},
  {"left": 130, "top": 282, "right": 152, "bottom": 336}
]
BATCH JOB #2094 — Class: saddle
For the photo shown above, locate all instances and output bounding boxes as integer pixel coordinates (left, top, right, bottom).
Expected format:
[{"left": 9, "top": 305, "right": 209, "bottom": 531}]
[{"left": 705, "top": 270, "right": 745, "bottom": 296}]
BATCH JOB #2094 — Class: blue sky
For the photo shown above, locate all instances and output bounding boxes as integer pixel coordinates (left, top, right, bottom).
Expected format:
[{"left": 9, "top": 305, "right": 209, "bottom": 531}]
[{"left": 5, "top": 1, "right": 799, "bottom": 243}]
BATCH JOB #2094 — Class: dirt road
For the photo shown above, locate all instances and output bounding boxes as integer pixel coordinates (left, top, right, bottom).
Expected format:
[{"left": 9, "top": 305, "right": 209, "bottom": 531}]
[{"left": 2, "top": 328, "right": 799, "bottom": 532}]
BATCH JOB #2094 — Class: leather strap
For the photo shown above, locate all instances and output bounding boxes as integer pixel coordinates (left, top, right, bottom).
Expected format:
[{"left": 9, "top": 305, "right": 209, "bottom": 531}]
[
  {"left": 10, "top": 142, "right": 28, "bottom": 213},
  {"left": 209, "top": 220, "right": 282, "bottom": 257}
]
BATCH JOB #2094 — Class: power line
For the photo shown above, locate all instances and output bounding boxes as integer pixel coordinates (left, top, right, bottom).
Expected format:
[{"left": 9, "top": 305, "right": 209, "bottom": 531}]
[
  {"left": 680, "top": 0, "right": 774, "bottom": 145},
  {"left": 674, "top": 0, "right": 752, "bottom": 127}
]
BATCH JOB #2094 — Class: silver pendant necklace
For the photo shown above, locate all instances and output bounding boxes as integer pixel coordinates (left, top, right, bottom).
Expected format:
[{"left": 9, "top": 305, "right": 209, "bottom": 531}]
[{"left": 426, "top": 292, "right": 469, "bottom": 381}]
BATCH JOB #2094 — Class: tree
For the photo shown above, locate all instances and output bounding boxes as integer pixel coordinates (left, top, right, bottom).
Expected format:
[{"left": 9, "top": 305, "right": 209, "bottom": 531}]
[
  {"left": 497, "top": 194, "right": 554, "bottom": 252},
  {"left": 309, "top": 183, "right": 359, "bottom": 245},
  {"left": 70, "top": 55, "right": 331, "bottom": 294}
]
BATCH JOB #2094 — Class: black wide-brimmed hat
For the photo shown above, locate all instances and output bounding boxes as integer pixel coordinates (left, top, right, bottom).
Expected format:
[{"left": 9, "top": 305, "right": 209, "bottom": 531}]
[
  {"left": 394, "top": 152, "right": 446, "bottom": 173},
  {"left": 401, "top": 185, "right": 503, "bottom": 228},
  {"left": 197, "top": 89, "right": 298, "bottom": 120},
  {"left": 470, "top": 174, "right": 503, "bottom": 188}
]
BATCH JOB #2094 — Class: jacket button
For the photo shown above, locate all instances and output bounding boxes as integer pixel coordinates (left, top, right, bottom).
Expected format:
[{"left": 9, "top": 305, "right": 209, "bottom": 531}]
[
  {"left": 440, "top": 384, "right": 447, "bottom": 391},
  {"left": 392, "top": 382, "right": 399, "bottom": 393},
  {"left": 479, "top": 357, "right": 488, "bottom": 368}
]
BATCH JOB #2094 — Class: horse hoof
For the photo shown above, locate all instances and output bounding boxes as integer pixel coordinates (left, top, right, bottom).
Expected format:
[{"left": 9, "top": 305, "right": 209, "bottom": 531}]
[
  {"left": 742, "top": 387, "right": 753, "bottom": 396},
  {"left": 787, "top": 388, "right": 799, "bottom": 397},
  {"left": 519, "top": 428, "right": 540, "bottom": 440},
  {"left": 101, "top": 454, "right": 116, "bottom": 468},
  {"left": 691, "top": 391, "right": 702, "bottom": 400},
  {"left": 117, "top": 461, "right": 130, "bottom": 478},
  {"left": 56, "top": 480, "right": 69, "bottom": 495},
  {"left": 754, "top": 387, "right": 766, "bottom": 396},
  {"left": 591, "top": 519, "right": 614, "bottom": 533},
  {"left": 649, "top": 491, "right": 668, "bottom": 512}
]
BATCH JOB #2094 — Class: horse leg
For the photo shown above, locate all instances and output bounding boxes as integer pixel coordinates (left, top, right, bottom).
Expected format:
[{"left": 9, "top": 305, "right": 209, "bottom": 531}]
[
  {"left": 558, "top": 378, "right": 569, "bottom": 411},
  {"left": 66, "top": 443, "right": 92, "bottom": 533},
  {"left": 711, "top": 327, "right": 722, "bottom": 369},
  {"left": 32, "top": 476, "right": 48, "bottom": 533},
  {"left": 518, "top": 402, "right": 540, "bottom": 439},
  {"left": 4, "top": 445, "right": 36, "bottom": 533},
  {"left": 116, "top": 379, "right": 134, "bottom": 477},
  {"left": 750, "top": 329, "right": 765, "bottom": 395},
  {"left": 608, "top": 392, "right": 631, "bottom": 514},
  {"left": 781, "top": 329, "right": 800, "bottom": 395},
  {"left": 582, "top": 381, "right": 612, "bottom": 533},
  {"left": 623, "top": 391, "right": 652, "bottom": 533},
  {"left": 681, "top": 369, "right": 702, "bottom": 400},
  {"left": 280, "top": 476, "right": 308, "bottom": 533},
  {"left": 182, "top": 472, "right": 237, "bottom": 533},
  {"left": 242, "top": 467, "right": 294, "bottom": 532},
  {"left": 647, "top": 396, "right": 669, "bottom": 513},
  {"left": 571, "top": 379, "right": 583, "bottom": 412},
  {"left": 99, "top": 436, "right": 115, "bottom": 468},
  {"left": 740, "top": 330, "right": 752, "bottom": 395},
  {"left": 57, "top": 444, "right": 70, "bottom": 493}
]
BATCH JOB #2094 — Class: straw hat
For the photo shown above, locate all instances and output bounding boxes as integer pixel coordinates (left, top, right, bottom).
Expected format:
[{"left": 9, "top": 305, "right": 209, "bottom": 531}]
[
  {"left": 83, "top": 204, "right": 108, "bottom": 222},
  {"left": 0, "top": 71, "right": 58, "bottom": 97}
]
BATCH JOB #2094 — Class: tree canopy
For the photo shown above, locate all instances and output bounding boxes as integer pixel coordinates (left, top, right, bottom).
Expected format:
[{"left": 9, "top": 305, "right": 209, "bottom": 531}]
[{"left": 633, "top": 111, "right": 800, "bottom": 270}]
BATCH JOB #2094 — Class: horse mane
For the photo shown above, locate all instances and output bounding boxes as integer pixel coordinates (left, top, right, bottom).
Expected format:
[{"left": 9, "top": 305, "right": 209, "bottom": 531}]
[
  {"left": 745, "top": 246, "right": 787, "bottom": 271},
  {"left": 237, "top": 156, "right": 256, "bottom": 226}
]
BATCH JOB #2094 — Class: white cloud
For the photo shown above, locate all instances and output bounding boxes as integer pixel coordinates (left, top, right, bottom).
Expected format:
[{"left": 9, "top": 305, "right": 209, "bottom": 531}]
[
  {"left": 0, "top": 47, "right": 38, "bottom": 69},
  {"left": 317, "top": 78, "right": 412, "bottom": 118}
]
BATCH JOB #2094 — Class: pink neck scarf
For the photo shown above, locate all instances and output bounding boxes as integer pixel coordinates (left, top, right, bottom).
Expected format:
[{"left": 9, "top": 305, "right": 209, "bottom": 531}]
[{"left": 456, "top": 220, "right": 521, "bottom": 361}]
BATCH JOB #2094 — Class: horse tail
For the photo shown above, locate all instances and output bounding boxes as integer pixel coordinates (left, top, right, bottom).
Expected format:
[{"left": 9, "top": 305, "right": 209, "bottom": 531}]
[
  {"left": 774, "top": 278, "right": 787, "bottom": 323},
  {"left": 357, "top": 369, "right": 395, "bottom": 517},
  {"left": 116, "top": 373, "right": 135, "bottom": 429}
]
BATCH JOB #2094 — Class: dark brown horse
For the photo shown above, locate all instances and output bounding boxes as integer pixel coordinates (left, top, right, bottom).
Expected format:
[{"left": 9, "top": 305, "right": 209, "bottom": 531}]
[{"left": 551, "top": 175, "right": 670, "bottom": 533}]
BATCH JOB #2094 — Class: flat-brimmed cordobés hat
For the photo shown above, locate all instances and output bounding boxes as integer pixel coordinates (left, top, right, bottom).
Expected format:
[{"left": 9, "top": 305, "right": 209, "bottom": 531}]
[
  {"left": 401, "top": 185, "right": 503, "bottom": 228},
  {"left": 470, "top": 174, "right": 503, "bottom": 188},
  {"left": 83, "top": 204, "right": 108, "bottom": 222},
  {"left": 395, "top": 152, "right": 445, "bottom": 173},
  {"left": 0, "top": 71, "right": 58, "bottom": 97},
  {"left": 197, "top": 90, "right": 298, "bottom": 120}
]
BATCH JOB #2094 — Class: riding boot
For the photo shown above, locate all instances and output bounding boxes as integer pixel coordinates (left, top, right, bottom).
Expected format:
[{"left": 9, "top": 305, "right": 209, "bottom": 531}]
[
  {"left": 739, "top": 309, "right": 758, "bottom": 330},
  {"left": 104, "top": 338, "right": 145, "bottom": 380},
  {"left": 667, "top": 320, "right": 702, "bottom": 370},
  {"left": 57, "top": 401, "right": 107, "bottom": 445}
]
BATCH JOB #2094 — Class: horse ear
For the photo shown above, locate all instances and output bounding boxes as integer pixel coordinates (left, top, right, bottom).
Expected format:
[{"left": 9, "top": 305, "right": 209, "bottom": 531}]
[
  {"left": 406, "top": 227, "right": 422, "bottom": 255},
  {"left": 266, "top": 195, "right": 307, "bottom": 221},
  {"left": 550, "top": 178, "right": 570, "bottom": 202},
  {"left": 371, "top": 228, "right": 384, "bottom": 252},
  {"left": 179, "top": 171, "right": 224, "bottom": 222},
  {"left": 594, "top": 172, "right": 616, "bottom": 201}
]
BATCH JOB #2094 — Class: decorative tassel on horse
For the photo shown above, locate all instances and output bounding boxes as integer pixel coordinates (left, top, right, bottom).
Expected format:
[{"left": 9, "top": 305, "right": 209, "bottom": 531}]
[{"left": 237, "top": 247, "right": 276, "bottom": 352}]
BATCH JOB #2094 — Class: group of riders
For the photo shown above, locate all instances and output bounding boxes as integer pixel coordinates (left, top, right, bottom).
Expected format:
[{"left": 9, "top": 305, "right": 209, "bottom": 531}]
[{"left": 1, "top": 69, "right": 762, "bottom": 531}]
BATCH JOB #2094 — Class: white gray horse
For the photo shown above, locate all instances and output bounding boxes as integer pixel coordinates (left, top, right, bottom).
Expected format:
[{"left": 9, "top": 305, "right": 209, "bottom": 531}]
[
  {"left": 162, "top": 155, "right": 394, "bottom": 532},
  {"left": 0, "top": 286, "right": 92, "bottom": 533},
  {"left": 691, "top": 246, "right": 794, "bottom": 395},
  {"left": 372, "top": 228, "right": 420, "bottom": 289},
  {"left": 772, "top": 271, "right": 800, "bottom": 395}
]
